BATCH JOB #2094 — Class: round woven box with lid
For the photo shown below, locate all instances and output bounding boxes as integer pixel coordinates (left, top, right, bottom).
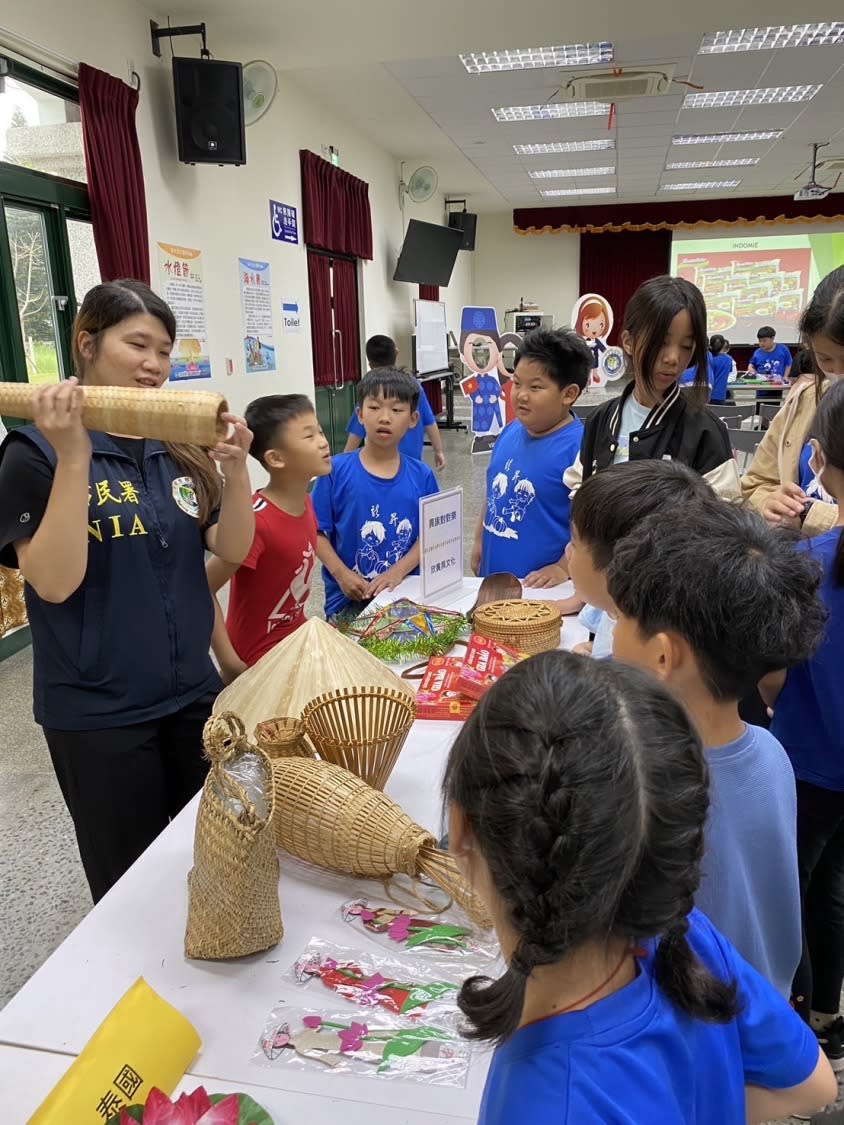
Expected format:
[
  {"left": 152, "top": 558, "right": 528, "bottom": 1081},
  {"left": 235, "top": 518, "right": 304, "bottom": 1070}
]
[{"left": 473, "top": 599, "right": 561, "bottom": 655}]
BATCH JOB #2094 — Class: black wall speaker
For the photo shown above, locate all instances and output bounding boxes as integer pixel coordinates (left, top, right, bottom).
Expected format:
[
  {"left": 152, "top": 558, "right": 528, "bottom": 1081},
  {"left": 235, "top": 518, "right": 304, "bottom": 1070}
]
[
  {"left": 448, "top": 211, "right": 477, "bottom": 251},
  {"left": 172, "top": 57, "right": 246, "bottom": 166}
]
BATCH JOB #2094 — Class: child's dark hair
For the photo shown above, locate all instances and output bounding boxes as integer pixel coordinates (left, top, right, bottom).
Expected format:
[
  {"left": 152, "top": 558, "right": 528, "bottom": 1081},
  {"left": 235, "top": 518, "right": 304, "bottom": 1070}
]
[
  {"left": 356, "top": 367, "right": 420, "bottom": 410},
  {"left": 443, "top": 651, "right": 738, "bottom": 1045},
  {"left": 800, "top": 265, "right": 844, "bottom": 396},
  {"left": 514, "top": 328, "right": 591, "bottom": 392},
  {"left": 244, "top": 394, "right": 315, "bottom": 467},
  {"left": 709, "top": 333, "right": 726, "bottom": 354},
  {"left": 757, "top": 325, "right": 776, "bottom": 340},
  {"left": 622, "top": 276, "right": 709, "bottom": 409},
  {"left": 795, "top": 348, "right": 816, "bottom": 377},
  {"left": 809, "top": 377, "right": 844, "bottom": 585},
  {"left": 608, "top": 501, "right": 826, "bottom": 701},
  {"left": 365, "top": 334, "right": 398, "bottom": 368},
  {"left": 571, "top": 460, "right": 713, "bottom": 570}
]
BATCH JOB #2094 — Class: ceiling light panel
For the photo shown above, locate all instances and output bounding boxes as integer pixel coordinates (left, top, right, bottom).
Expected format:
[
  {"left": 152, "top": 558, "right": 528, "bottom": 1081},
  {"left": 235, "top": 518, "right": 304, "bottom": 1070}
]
[
  {"left": 529, "top": 165, "right": 615, "bottom": 179},
  {"left": 700, "top": 23, "right": 844, "bottom": 53},
  {"left": 665, "top": 158, "right": 759, "bottom": 169},
  {"left": 493, "top": 102, "right": 610, "bottom": 122},
  {"left": 460, "top": 43, "right": 613, "bottom": 74},
  {"left": 683, "top": 85, "right": 821, "bottom": 108},
  {"left": 513, "top": 139, "right": 616, "bottom": 154},
  {"left": 672, "top": 131, "right": 784, "bottom": 144},
  {"left": 661, "top": 180, "right": 742, "bottom": 190},
  {"left": 540, "top": 186, "right": 616, "bottom": 197}
]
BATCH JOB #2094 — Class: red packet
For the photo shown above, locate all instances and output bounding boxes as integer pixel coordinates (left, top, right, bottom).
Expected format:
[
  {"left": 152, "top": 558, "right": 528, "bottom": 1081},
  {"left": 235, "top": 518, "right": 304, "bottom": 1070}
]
[
  {"left": 456, "top": 633, "right": 525, "bottom": 701},
  {"left": 416, "top": 656, "right": 475, "bottom": 721}
]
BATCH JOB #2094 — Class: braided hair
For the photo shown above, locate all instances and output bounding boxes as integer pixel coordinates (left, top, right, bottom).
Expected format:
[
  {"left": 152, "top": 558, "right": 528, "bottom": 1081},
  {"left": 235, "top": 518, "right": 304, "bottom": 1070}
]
[{"left": 442, "top": 651, "right": 738, "bottom": 1045}]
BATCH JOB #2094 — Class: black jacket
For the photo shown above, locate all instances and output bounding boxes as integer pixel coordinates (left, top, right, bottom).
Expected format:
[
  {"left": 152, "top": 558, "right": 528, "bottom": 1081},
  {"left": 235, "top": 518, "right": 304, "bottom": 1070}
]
[{"left": 573, "top": 383, "right": 738, "bottom": 494}]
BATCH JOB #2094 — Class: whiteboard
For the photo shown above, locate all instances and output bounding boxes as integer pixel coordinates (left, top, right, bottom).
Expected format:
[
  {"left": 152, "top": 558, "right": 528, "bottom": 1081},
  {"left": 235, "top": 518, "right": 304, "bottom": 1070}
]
[{"left": 414, "top": 299, "right": 449, "bottom": 376}]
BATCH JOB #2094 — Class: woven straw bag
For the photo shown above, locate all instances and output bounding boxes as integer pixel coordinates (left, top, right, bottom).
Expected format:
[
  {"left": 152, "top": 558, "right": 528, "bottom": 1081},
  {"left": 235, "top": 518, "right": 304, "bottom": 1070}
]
[
  {"left": 185, "top": 713, "right": 283, "bottom": 959},
  {"left": 0, "top": 383, "right": 228, "bottom": 446},
  {"left": 473, "top": 599, "right": 561, "bottom": 655},
  {"left": 271, "top": 756, "right": 491, "bottom": 927},
  {"left": 301, "top": 686, "right": 416, "bottom": 790},
  {"left": 254, "top": 717, "right": 315, "bottom": 760}
]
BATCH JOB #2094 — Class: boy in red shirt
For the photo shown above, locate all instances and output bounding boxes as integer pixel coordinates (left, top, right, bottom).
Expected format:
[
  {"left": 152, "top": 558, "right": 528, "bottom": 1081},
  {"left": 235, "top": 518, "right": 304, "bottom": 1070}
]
[{"left": 207, "top": 395, "right": 331, "bottom": 681}]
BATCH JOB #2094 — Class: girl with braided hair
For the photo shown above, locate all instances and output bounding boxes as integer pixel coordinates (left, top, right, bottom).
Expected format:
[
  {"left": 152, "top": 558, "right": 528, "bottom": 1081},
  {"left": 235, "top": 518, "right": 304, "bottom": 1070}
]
[{"left": 444, "top": 651, "right": 835, "bottom": 1124}]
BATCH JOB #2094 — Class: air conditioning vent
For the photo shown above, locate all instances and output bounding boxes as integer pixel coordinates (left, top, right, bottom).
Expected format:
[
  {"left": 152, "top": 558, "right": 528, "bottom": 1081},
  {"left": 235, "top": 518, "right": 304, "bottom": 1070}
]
[{"left": 561, "top": 66, "right": 676, "bottom": 101}]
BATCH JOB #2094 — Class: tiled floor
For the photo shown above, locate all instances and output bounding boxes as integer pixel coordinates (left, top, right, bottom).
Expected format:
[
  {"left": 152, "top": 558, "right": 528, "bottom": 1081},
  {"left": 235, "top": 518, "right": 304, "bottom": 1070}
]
[{"left": 0, "top": 408, "right": 840, "bottom": 1121}]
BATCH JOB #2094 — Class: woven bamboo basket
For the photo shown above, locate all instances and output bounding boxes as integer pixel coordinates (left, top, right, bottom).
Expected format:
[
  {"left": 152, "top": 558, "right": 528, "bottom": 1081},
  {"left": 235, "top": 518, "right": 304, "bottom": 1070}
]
[
  {"left": 254, "top": 716, "right": 315, "bottom": 760},
  {"left": 301, "top": 686, "right": 416, "bottom": 790},
  {"left": 0, "top": 383, "right": 228, "bottom": 446},
  {"left": 473, "top": 599, "right": 562, "bottom": 655},
  {"left": 185, "top": 713, "right": 283, "bottom": 960},
  {"left": 272, "top": 756, "right": 491, "bottom": 927}
]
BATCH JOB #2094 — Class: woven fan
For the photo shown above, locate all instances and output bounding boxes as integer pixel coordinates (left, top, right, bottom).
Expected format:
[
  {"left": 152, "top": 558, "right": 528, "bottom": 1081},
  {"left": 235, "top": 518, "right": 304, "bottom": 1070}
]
[
  {"left": 271, "top": 755, "right": 491, "bottom": 927},
  {"left": 214, "top": 617, "right": 413, "bottom": 734},
  {"left": 473, "top": 598, "right": 562, "bottom": 655},
  {"left": 0, "top": 383, "right": 228, "bottom": 446},
  {"left": 301, "top": 686, "right": 416, "bottom": 790}
]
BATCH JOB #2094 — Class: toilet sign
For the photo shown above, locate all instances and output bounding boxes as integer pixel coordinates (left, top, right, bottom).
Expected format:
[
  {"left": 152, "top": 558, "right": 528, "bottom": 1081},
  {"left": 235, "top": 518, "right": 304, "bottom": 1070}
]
[{"left": 281, "top": 298, "right": 302, "bottom": 335}]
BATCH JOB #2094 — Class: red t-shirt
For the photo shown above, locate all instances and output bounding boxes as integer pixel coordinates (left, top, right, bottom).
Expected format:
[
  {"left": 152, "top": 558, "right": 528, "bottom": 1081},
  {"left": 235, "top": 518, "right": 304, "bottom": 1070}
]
[{"left": 226, "top": 492, "right": 318, "bottom": 667}]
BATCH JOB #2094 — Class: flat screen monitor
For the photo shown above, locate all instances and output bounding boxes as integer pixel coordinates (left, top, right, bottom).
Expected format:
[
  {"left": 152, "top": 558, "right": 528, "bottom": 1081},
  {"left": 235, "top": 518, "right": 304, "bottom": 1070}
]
[{"left": 393, "top": 219, "right": 463, "bottom": 287}]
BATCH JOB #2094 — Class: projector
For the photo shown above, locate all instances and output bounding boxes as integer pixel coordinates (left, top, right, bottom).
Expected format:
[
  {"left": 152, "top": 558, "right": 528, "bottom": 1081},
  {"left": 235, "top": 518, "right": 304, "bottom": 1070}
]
[{"left": 794, "top": 185, "right": 830, "bottom": 201}]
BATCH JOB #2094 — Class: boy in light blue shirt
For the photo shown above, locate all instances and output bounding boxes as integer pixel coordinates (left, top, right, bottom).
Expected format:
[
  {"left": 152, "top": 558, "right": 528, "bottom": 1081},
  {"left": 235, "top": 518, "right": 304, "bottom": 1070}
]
[
  {"left": 608, "top": 497, "right": 826, "bottom": 997},
  {"left": 471, "top": 328, "right": 590, "bottom": 588}
]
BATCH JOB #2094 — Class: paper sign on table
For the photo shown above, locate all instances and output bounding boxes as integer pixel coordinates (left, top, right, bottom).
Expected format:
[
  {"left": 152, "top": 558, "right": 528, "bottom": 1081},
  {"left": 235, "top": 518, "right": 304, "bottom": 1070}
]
[
  {"left": 28, "top": 977, "right": 200, "bottom": 1124},
  {"left": 419, "top": 488, "right": 463, "bottom": 603}
]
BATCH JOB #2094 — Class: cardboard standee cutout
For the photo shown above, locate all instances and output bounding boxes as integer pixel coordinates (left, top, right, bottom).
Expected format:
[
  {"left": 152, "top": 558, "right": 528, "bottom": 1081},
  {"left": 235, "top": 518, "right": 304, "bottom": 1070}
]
[
  {"left": 571, "top": 293, "right": 626, "bottom": 388},
  {"left": 457, "top": 307, "right": 522, "bottom": 454}
]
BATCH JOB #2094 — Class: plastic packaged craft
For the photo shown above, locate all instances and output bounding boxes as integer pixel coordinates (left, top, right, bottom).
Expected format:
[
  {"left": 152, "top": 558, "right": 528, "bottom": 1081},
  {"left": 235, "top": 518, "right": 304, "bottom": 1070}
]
[
  {"left": 254, "top": 1003, "right": 470, "bottom": 1086},
  {"left": 290, "top": 938, "right": 461, "bottom": 1024},
  {"left": 341, "top": 897, "right": 500, "bottom": 969}
]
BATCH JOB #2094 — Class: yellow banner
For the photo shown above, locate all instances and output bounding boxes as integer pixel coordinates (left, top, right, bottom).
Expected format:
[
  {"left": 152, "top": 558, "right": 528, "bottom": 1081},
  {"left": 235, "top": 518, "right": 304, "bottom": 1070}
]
[{"left": 28, "top": 977, "right": 201, "bottom": 1123}]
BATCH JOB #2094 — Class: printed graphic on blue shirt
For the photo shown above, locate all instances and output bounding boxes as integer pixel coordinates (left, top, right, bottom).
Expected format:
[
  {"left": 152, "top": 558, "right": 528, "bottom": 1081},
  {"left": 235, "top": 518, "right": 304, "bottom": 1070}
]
[
  {"left": 750, "top": 344, "right": 791, "bottom": 379},
  {"left": 798, "top": 441, "right": 834, "bottom": 503}
]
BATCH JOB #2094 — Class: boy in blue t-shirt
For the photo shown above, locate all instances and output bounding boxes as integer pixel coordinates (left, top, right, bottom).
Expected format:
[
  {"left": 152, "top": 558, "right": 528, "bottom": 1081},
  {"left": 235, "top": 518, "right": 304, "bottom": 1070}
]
[
  {"left": 470, "top": 327, "right": 590, "bottom": 587},
  {"left": 748, "top": 325, "right": 792, "bottom": 383},
  {"left": 343, "top": 334, "right": 446, "bottom": 468},
  {"left": 607, "top": 497, "right": 826, "bottom": 998},
  {"left": 313, "top": 368, "right": 438, "bottom": 621}
]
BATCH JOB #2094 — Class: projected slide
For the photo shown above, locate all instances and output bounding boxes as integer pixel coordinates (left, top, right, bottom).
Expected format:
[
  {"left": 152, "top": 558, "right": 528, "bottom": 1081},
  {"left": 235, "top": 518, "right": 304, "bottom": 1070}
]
[{"left": 671, "top": 232, "right": 844, "bottom": 344}]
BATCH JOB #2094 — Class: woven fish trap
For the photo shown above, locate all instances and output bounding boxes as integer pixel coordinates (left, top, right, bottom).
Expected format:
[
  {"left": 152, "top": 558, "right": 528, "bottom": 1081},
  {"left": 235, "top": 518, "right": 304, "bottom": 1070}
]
[
  {"left": 0, "top": 383, "right": 228, "bottom": 446},
  {"left": 185, "top": 712, "right": 282, "bottom": 959},
  {"left": 301, "top": 686, "right": 416, "bottom": 790},
  {"left": 473, "top": 598, "right": 562, "bottom": 655},
  {"left": 272, "top": 756, "right": 491, "bottom": 926},
  {"left": 254, "top": 716, "right": 315, "bottom": 760}
]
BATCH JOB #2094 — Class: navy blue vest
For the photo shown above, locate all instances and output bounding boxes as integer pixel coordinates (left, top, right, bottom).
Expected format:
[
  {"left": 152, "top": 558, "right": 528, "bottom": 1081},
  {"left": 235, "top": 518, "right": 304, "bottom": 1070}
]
[{"left": 3, "top": 426, "right": 220, "bottom": 729}]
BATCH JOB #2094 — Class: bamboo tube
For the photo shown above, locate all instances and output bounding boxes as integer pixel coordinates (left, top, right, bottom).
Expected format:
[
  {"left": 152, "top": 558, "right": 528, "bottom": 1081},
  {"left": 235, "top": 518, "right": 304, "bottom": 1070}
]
[{"left": 0, "top": 383, "right": 229, "bottom": 445}]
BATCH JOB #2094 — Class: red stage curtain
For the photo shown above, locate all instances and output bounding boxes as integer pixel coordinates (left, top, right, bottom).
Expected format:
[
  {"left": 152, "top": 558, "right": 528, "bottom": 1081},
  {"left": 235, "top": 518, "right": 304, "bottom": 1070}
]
[
  {"left": 332, "top": 257, "right": 361, "bottom": 385},
  {"left": 300, "top": 150, "right": 373, "bottom": 260},
  {"left": 514, "top": 194, "right": 844, "bottom": 234},
  {"left": 307, "top": 252, "right": 333, "bottom": 387},
  {"left": 78, "top": 63, "right": 150, "bottom": 283},
  {"left": 578, "top": 230, "right": 672, "bottom": 344},
  {"left": 418, "top": 284, "right": 443, "bottom": 414}
]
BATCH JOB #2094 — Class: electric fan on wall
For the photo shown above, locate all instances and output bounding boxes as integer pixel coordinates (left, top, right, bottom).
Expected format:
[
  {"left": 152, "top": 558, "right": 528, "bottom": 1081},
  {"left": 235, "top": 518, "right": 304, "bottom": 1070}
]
[
  {"left": 242, "top": 60, "right": 278, "bottom": 126},
  {"left": 399, "top": 165, "right": 439, "bottom": 206}
]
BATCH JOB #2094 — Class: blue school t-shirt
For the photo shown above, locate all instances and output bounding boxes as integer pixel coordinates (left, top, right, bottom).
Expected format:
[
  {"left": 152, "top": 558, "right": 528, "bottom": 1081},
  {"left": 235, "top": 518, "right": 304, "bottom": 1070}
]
[
  {"left": 479, "top": 910, "right": 817, "bottom": 1125},
  {"left": 750, "top": 344, "right": 792, "bottom": 379},
  {"left": 345, "top": 379, "right": 436, "bottom": 461},
  {"left": 772, "top": 529, "right": 844, "bottom": 790},
  {"left": 696, "top": 725, "right": 801, "bottom": 997},
  {"left": 480, "top": 417, "right": 583, "bottom": 578},
  {"left": 312, "top": 450, "right": 438, "bottom": 615},
  {"left": 711, "top": 353, "right": 733, "bottom": 401},
  {"left": 679, "top": 354, "right": 714, "bottom": 387}
]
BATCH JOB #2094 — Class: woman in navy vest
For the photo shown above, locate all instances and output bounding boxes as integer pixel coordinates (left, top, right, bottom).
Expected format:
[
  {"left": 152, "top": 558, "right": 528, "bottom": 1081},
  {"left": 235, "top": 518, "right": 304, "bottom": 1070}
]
[{"left": 0, "top": 280, "right": 254, "bottom": 901}]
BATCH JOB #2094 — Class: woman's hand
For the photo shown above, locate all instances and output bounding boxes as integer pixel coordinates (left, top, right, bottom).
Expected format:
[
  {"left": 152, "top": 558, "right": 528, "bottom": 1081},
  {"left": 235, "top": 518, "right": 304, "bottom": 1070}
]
[
  {"left": 33, "top": 378, "right": 91, "bottom": 466},
  {"left": 761, "top": 482, "right": 806, "bottom": 529},
  {"left": 209, "top": 413, "right": 253, "bottom": 478}
]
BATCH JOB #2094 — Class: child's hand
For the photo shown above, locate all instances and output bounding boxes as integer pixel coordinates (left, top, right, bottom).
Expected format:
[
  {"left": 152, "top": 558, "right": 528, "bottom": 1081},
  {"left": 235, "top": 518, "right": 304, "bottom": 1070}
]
[
  {"left": 209, "top": 413, "right": 253, "bottom": 477},
  {"left": 761, "top": 482, "right": 805, "bottom": 528},
  {"left": 550, "top": 594, "right": 586, "bottom": 616},
  {"left": 572, "top": 641, "right": 594, "bottom": 656},
  {"left": 470, "top": 539, "right": 482, "bottom": 576},
  {"left": 434, "top": 449, "right": 447, "bottom": 470},
  {"left": 337, "top": 566, "right": 370, "bottom": 601},
  {"left": 523, "top": 562, "right": 568, "bottom": 589},
  {"left": 367, "top": 564, "right": 405, "bottom": 598}
]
